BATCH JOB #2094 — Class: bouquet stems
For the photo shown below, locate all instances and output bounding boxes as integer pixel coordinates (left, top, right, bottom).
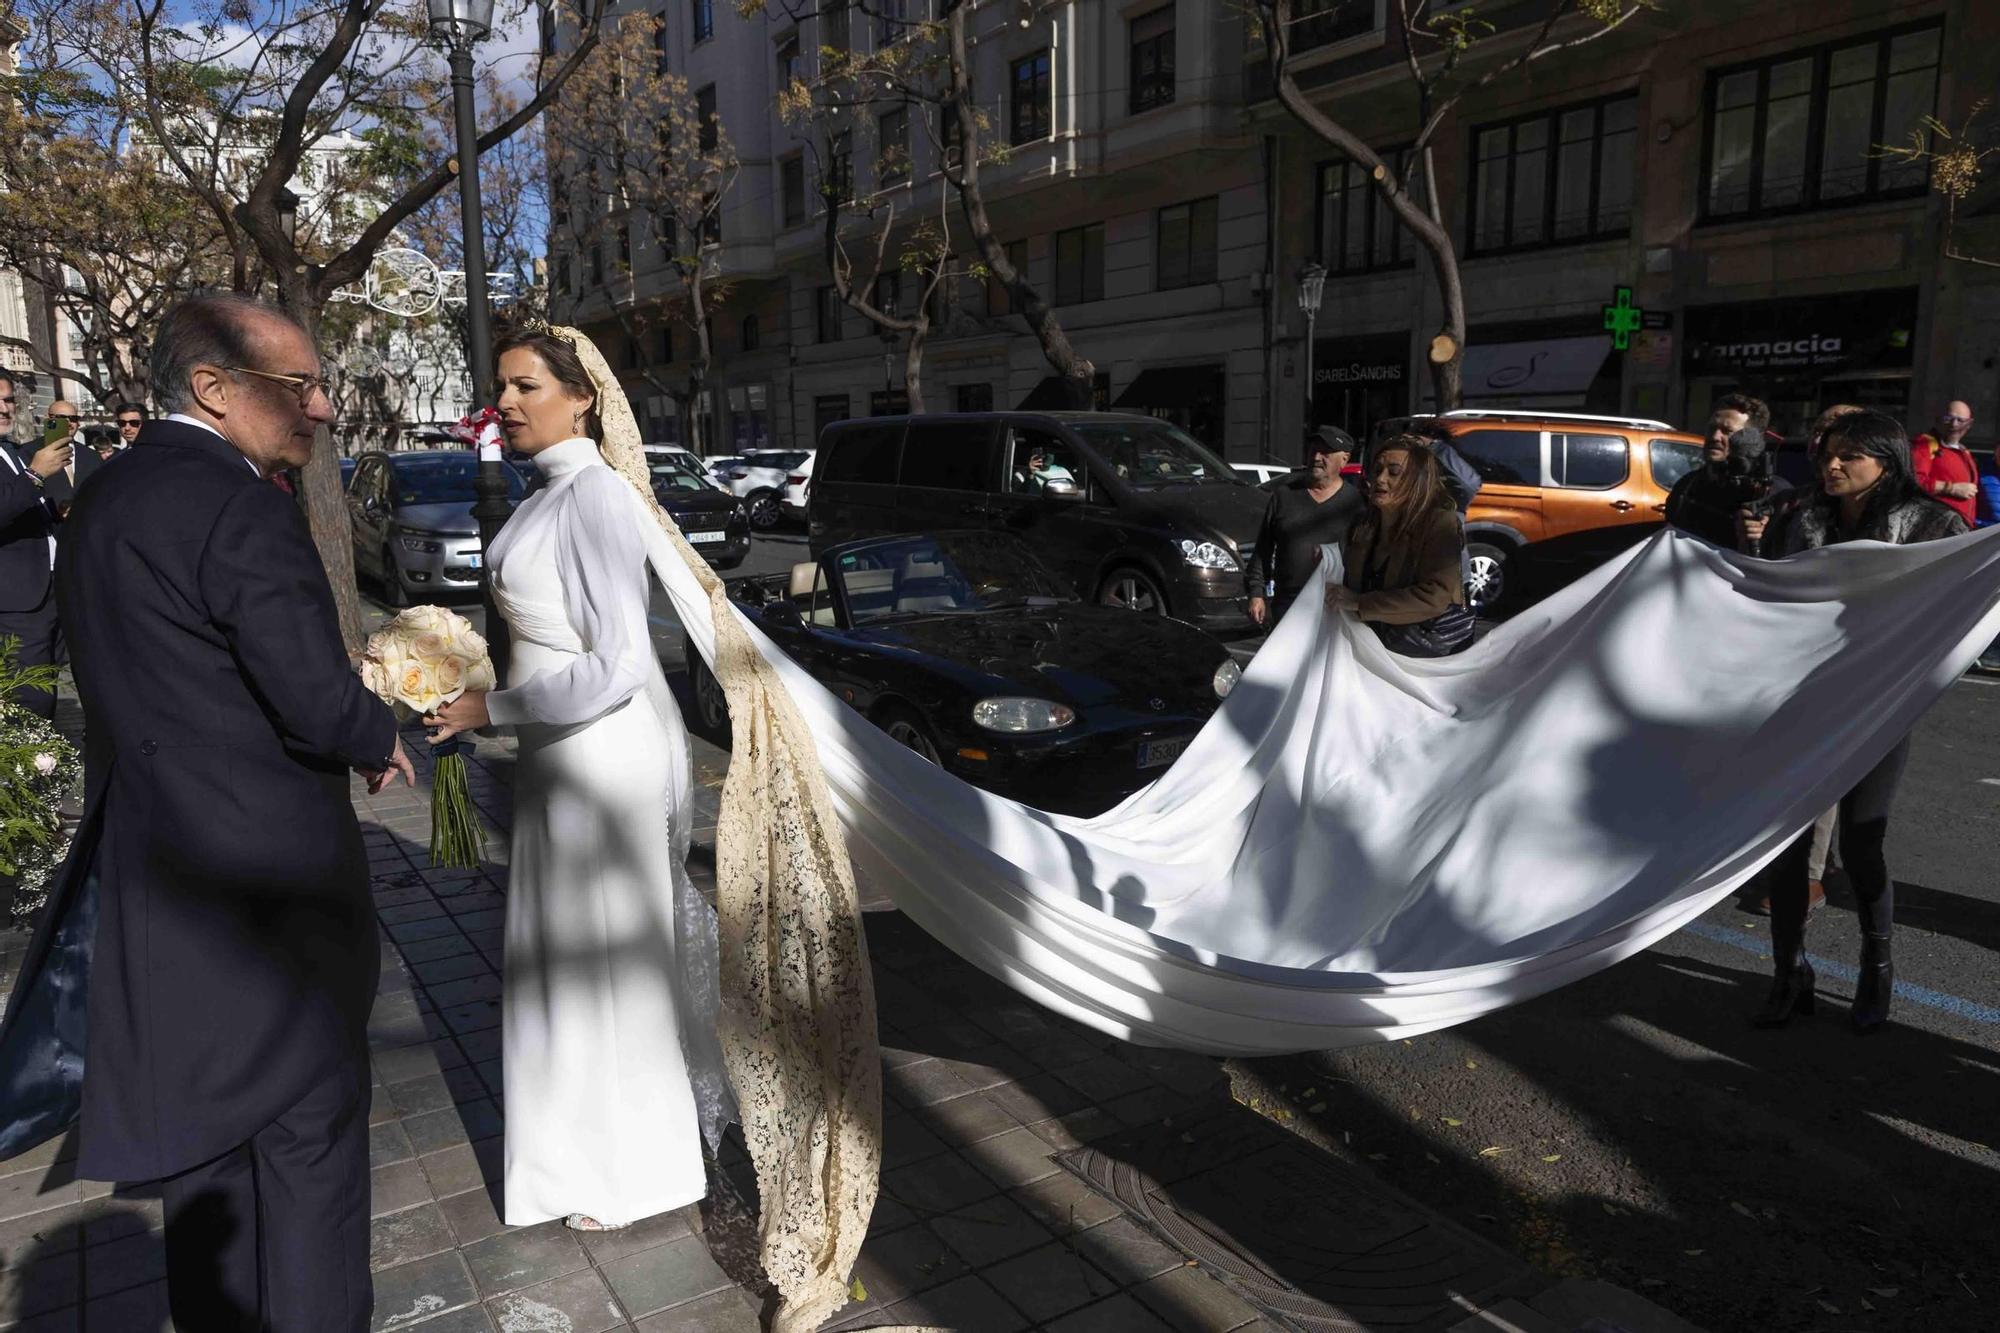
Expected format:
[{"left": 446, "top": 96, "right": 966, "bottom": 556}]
[{"left": 428, "top": 740, "right": 486, "bottom": 869}]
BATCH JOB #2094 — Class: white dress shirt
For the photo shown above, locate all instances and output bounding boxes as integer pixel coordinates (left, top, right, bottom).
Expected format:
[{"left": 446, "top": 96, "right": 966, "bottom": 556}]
[{"left": 167, "top": 413, "right": 263, "bottom": 477}]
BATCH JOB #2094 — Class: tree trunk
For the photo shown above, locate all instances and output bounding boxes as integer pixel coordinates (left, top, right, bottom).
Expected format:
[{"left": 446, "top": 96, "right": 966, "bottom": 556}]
[
  {"left": 904, "top": 323, "right": 927, "bottom": 414},
  {"left": 278, "top": 274, "right": 368, "bottom": 658},
  {"left": 943, "top": 4, "right": 1093, "bottom": 408}
]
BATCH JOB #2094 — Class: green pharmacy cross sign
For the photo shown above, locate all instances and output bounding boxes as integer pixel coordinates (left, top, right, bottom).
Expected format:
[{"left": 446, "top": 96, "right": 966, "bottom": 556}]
[{"left": 1602, "top": 286, "right": 1644, "bottom": 351}]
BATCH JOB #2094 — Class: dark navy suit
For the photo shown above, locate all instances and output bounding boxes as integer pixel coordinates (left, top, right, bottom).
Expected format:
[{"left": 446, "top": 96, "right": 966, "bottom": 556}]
[
  {"left": 0, "top": 443, "right": 61, "bottom": 717},
  {"left": 0, "top": 419, "right": 397, "bottom": 1330}
]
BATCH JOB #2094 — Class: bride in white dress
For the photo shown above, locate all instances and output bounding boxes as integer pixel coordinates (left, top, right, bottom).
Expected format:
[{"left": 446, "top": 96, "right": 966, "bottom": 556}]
[{"left": 424, "top": 326, "right": 729, "bottom": 1230}]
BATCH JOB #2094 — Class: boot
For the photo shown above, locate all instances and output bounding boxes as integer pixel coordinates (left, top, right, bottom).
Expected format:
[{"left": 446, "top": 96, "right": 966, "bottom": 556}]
[
  {"left": 1754, "top": 893, "right": 1816, "bottom": 1028},
  {"left": 1851, "top": 933, "right": 1893, "bottom": 1033},
  {"left": 1752, "top": 879, "right": 1825, "bottom": 917}
]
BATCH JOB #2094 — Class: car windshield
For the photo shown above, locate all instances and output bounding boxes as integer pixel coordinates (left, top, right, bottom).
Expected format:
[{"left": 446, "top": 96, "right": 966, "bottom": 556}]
[
  {"left": 746, "top": 450, "right": 809, "bottom": 470},
  {"left": 391, "top": 456, "right": 526, "bottom": 506},
  {"left": 834, "top": 533, "right": 1074, "bottom": 625},
  {"left": 1068, "top": 420, "right": 1243, "bottom": 489},
  {"left": 649, "top": 459, "right": 716, "bottom": 494}
]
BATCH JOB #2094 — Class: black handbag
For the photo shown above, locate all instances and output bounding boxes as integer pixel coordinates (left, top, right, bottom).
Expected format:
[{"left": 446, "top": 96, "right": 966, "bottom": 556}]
[{"left": 1356, "top": 526, "right": 1476, "bottom": 658}]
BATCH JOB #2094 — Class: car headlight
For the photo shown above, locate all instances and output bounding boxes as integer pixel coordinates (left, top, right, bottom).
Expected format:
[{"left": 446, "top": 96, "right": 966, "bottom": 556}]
[
  {"left": 1212, "top": 659, "right": 1241, "bottom": 699},
  {"left": 397, "top": 532, "right": 444, "bottom": 554},
  {"left": 971, "top": 697, "right": 1076, "bottom": 733},
  {"left": 1179, "top": 538, "right": 1238, "bottom": 571}
]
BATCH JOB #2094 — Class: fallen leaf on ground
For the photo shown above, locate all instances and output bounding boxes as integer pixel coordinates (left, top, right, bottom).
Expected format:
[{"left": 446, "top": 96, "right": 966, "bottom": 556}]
[
  {"left": 1540, "top": 1154, "right": 1562, "bottom": 1163},
  {"left": 1308, "top": 1102, "right": 1327, "bottom": 1114},
  {"left": 1466, "top": 1060, "right": 1479, "bottom": 1069},
  {"left": 1729, "top": 1202, "right": 1756, "bottom": 1219},
  {"left": 1425, "top": 1152, "right": 1441, "bottom": 1164},
  {"left": 1867, "top": 1287, "right": 1899, "bottom": 1298},
  {"left": 1443, "top": 1117, "right": 1464, "bottom": 1127},
  {"left": 1817, "top": 1301, "right": 1841, "bottom": 1315},
  {"left": 1367, "top": 1152, "right": 1388, "bottom": 1161},
  {"left": 849, "top": 1278, "right": 868, "bottom": 1302},
  {"left": 1684, "top": 1249, "right": 1705, "bottom": 1257},
  {"left": 1476, "top": 1213, "right": 1498, "bottom": 1223},
  {"left": 1478, "top": 1146, "right": 1511, "bottom": 1158}
]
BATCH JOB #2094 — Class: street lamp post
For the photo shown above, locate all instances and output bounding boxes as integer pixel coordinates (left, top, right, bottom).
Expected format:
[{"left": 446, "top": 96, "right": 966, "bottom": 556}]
[
  {"left": 1297, "top": 261, "right": 1328, "bottom": 455},
  {"left": 427, "top": 0, "right": 509, "bottom": 675}
]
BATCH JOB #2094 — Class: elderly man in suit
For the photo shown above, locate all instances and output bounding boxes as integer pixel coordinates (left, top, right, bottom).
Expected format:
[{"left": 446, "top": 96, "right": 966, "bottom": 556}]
[
  {"left": 0, "top": 369, "right": 75, "bottom": 718},
  {"left": 37, "top": 399, "right": 110, "bottom": 518},
  {"left": 0, "top": 293, "right": 414, "bottom": 1331}
]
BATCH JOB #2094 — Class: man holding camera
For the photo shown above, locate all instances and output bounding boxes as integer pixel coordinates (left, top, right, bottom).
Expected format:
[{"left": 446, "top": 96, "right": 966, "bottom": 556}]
[
  {"left": 1665, "top": 393, "right": 1788, "bottom": 549},
  {"left": 0, "top": 370, "right": 75, "bottom": 718}
]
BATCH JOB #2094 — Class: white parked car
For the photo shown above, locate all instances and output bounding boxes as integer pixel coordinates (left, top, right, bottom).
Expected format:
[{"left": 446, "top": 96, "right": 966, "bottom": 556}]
[
  {"left": 703, "top": 453, "right": 746, "bottom": 487},
  {"left": 1232, "top": 462, "right": 1291, "bottom": 486},
  {"left": 643, "top": 444, "right": 731, "bottom": 493},
  {"left": 722, "top": 449, "right": 812, "bottom": 529},
  {"left": 782, "top": 451, "right": 816, "bottom": 518}
]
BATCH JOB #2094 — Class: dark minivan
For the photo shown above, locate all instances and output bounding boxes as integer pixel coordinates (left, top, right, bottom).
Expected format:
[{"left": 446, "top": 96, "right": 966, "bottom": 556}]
[{"left": 808, "top": 412, "right": 1263, "bottom": 634}]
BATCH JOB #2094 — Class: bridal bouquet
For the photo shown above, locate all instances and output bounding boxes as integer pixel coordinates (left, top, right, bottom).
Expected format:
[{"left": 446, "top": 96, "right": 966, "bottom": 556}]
[
  {"left": 361, "top": 607, "right": 497, "bottom": 868},
  {"left": 0, "top": 641, "right": 80, "bottom": 926}
]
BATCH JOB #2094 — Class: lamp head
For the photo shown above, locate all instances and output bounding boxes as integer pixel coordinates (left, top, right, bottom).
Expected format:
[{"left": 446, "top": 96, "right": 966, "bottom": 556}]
[
  {"left": 427, "top": 0, "right": 495, "bottom": 44},
  {"left": 273, "top": 185, "right": 300, "bottom": 242},
  {"left": 1296, "top": 261, "right": 1328, "bottom": 316}
]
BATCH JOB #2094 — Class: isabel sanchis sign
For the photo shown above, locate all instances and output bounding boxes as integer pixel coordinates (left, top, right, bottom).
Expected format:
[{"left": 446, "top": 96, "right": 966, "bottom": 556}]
[
  {"left": 1683, "top": 289, "right": 1916, "bottom": 376},
  {"left": 1313, "top": 332, "right": 1407, "bottom": 387}
]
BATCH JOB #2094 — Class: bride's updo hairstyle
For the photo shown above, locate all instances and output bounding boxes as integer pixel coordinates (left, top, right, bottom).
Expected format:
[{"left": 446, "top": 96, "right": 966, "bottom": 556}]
[{"left": 493, "top": 323, "right": 603, "bottom": 441}]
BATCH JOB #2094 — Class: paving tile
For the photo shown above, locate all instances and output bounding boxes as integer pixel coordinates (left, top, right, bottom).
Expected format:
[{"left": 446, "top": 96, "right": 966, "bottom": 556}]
[
  {"left": 930, "top": 1193, "right": 1052, "bottom": 1268},
  {"left": 632, "top": 1285, "right": 761, "bottom": 1332},
  {"left": 574, "top": 1207, "right": 694, "bottom": 1265},
  {"left": 425, "top": 975, "right": 503, "bottom": 1008},
  {"left": 437, "top": 1185, "right": 507, "bottom": 1246},
  {"left": 441, "top": 892, "right": 508, "bottom": 918},
  {"left": 370, "top": 1120, "right": 417, "bottom": 1169},
  {"left": 1053, "top": 1056, "right": 1157, "bottom": 1105},
  {"left": 884, "top": 1058, "right": 977, "bottom": 1109},
  {"left": 878, "top": 1117, "right": 949, "bottom": 1171},
  {"left": 484, "top": 1268, "right": 625, "bottom": 1333},
  {"left": 1, "top": 1250, "right": 80, "bottom": 1320},
  {"left": 404, "top": 1101, "right": 502, "bottom": 1156},
  {"left": 1033, "top": 1105, "right": 1124, "bottom": 1151},
  {"left": 371, "top": 1251, "right": 480, "bottom": 1331},
  {"left": 389, "top": 917, "right": 466, "bottom": 945},
  {"left": 400, "top": 1306, "right": 495, "bottom": 1332},
  {"left": 388, "top": 1073, "right": 459, "bottom": 1118},
  {"left": 0, "top": 1202, "right": 84, "bottom": 1262},
  {"left": 1009, "top": 1172, "right": 1125, "bottom": 1237},
  {"left": 371, "top": 1203, "right": 459, "bottom": 1272},
  {"left": 1044, "top": 1291, "right": 1179, "bottom": 1332},
  {"left": 869, "top": 1275, "right": 1027, "bottom": 1333},
  {"left": 852, "top": 1223, "right": 968, "bottom": 1301},
  {"left": 984, "top": 1239, "right": 1120, "bottom": 1324},
  {"left": 0, "top": 1134, "right": 77, "bottom": 1182},
  {"left": 983, "top": 1071, "right": 1093, "bottom": 1123},
  {"left": 413, "top": 954, "right": 494, "bottom": 986},
  {"left": 0, "top": 1166, "right": 82, "bottom": 1224},
  {"left": 81, "top": 1196, "right": 160, "bottom": 1246},
  {"left": 912, "top": 1092, "right": 1021, "bottom": 1146},
  {"left": 460, "top": 1220, "right": 587, "bottom": 1298},
  {"left": 380, "top": 901, "right": 450, "bottom": 925},
  {"left": 372, "top": 1160, "right": 436, "bottom": 1218},
  {"left": 374, "top": 1042, "right": 448, "bottom": 1086},
  {"left": 880, "top": 1152, "right": 999, "bottom": 1217},
  {"left": 1072, "top": 1217, "right": 1188, "bottom": 1285},
  {"left": 80, "top": 1276, "right": 170, "bottom": 1332},
  {"left": 420, "top": 1141, "right": 504, "bottom": 1199},
  {"left": 1133, "top": 1265, "right": 1267, "bottom": 1333},
  {"left": 76, "top": 1226, "right": 162, "bottom": 1298},
  {"left": 457, "top": 1030, "right": 503, "bottom": 1063},
  {"left": 399, "top": 934, "right": 480, "bottom": 964},
  {"left": 965, "top": 1126, "right": 1062, "bottom": 1189},
  {"left": 597, "top": 1234, "right": 732, "bottom": 1317}
]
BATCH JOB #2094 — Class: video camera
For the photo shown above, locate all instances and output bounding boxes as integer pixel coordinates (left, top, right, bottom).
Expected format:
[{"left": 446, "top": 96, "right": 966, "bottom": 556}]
[{"left": 1712, "top": 424, "right": 1780, "bottom": 557}]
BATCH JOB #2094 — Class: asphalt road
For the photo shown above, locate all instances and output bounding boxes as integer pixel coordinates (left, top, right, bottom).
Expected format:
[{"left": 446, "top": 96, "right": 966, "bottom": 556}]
[{"left": 409, "top": 527, "right": 2000, "bottom": 1333}]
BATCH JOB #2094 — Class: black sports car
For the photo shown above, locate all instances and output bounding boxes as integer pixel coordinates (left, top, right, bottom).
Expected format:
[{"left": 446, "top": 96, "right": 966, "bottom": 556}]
[
  {"left": 685, "top": 531, "right": 1241, "bottom": 816},
  {"left": 650, "top": 454, "right": 752, "bottom": 570}
]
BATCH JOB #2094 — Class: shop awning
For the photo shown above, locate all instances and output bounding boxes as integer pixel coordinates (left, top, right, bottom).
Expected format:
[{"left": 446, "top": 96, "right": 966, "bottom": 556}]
[
  {"left": 1113, "top": 364, "right": 1224, "bottom": 411},
  {"left": 1461, "top": 336, "right": 1612, "bottom": 400}
]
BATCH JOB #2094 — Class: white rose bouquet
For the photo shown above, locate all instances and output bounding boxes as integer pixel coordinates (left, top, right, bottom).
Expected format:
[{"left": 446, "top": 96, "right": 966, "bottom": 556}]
[
  {"left": 360, "top": 606, "right": 496, "bottom": 868},
  {"left": 0, "top": 639, "right": 81, "bottom": 926}
]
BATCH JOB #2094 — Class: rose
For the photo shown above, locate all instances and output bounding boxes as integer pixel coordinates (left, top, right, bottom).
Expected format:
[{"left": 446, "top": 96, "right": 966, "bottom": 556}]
[
  {"left": 410, "top": 629, "right": 451, "bottom": 662},
  {"left": 464, "top": 658, "right": 497, "bottom": 692},
  {"left": 434, "top": 655, "right": 466, "bottom": 698},
  {"left": 33, "top": 752, "right": 57, "bottom": 776}
]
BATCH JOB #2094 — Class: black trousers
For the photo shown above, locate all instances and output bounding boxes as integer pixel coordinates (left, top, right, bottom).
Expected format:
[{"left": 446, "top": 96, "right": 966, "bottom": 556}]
[
  {"left": 0, "top": 598, "right": 62, "bottom": 720},
  {"left": 1768, "top": 736, "right": 1911, "bottom": 949},
  {"left": 158, "top": 1059, "right": 373, "bottom": 1333}
]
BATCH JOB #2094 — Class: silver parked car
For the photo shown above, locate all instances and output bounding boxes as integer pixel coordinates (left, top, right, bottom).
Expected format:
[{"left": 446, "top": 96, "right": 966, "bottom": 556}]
[{"left": 348, "top": 450, "right": 527, "bottom": 607}]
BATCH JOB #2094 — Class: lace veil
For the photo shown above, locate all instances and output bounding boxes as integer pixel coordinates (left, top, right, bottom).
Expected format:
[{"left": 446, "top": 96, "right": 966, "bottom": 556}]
[{"left": 545, "top": 327, "right": 882, "bottom": 1332}]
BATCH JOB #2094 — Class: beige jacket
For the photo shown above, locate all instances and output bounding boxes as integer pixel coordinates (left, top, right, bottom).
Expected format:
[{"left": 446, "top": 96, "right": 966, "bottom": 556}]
[{"left": 1342, "top": 505, "right": 1465, "bottom": 625}]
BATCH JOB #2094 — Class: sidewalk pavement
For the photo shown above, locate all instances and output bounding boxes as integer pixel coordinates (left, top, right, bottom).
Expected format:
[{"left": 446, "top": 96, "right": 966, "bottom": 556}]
[{"left": 0, "top": 700, "right": 1698, "bottom": 1333}]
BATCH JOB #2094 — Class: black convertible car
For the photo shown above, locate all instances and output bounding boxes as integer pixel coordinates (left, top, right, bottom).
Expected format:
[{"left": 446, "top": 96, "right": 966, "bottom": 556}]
[{"left": 685, "top": 531, "right": 1241, "bottom": 816}]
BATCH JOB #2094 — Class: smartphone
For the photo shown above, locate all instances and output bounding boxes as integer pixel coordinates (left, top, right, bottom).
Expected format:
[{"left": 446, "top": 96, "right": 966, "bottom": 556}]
[{"left": 43, "top": 417, "right": 73, "bottom": 448}]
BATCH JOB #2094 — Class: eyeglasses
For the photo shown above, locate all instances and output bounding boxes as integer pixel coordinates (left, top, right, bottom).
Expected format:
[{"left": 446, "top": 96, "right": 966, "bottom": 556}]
[
  {"left": 224, "top": 366, "right": 331, "bottom": 407},
  {"left": 1942, "top": 414, "right": 1971, "bottom": 423}
]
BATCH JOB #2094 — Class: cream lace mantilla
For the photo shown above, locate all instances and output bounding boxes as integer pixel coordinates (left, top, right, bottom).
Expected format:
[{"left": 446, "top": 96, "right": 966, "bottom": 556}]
[{"left": 552, "top": 329, "right": 881, "bottom": 1332}]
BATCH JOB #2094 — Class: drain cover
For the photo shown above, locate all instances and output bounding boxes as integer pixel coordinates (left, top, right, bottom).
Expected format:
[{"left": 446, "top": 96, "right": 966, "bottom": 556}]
[{"left": 1057, "top": 1105, "right": 1533, "bottom": 1332}]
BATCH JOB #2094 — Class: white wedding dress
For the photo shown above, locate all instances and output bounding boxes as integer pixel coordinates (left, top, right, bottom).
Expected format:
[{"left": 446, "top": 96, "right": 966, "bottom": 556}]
[{"left": 484, "top": 436, "right": 729, "bottom": 1227}]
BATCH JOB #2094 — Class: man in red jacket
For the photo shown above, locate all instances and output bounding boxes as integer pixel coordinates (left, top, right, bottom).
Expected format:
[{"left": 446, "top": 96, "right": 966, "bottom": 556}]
[{"left": 1912, "top": 399, "right": 1978, "bottom": 525}]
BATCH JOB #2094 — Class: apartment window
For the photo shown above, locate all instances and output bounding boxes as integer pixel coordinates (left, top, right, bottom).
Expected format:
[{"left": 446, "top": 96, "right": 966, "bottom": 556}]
[
  {"left": 555, "top": 253, "right": 572, "bottom": 295},
  {"left": 1156, "top": 196, "right": 1217, "bottom": 290},
  {"left": 690, "top": 0, "right": 712, "bottom": 43},
  {"left": 824, "top": 0, "right": 849, "bottom": 53},
  {"left": 618, "top": 225, "right": 632, "bottom": 272},
  {"left": 741, "top": 314, "right": 760, "bottom": 352},
  {"left": 696, "top": 84, "right": 718, "bottom": 154},
  {"left": 1704, "top": 22, "right": 1939, "bottom": 220},
  {"left": 1130, "top": 7, "right": 1175, "bottom": 115},
  {"left": 1317, "top": 150, "right": 1423, "bottom": 272},
  {"left": 817, "top": 285, "right": 843, "bottom": 342},
  {"left": 1010, "top": 52, "right": 1051, "bottom": 145},
  {"left": 700, "top": 191, "right": 721, "bottom": 245},
  {"left": 1052, "top": 224, "right": 1104, "bottom": 305},
  {"left": 825, "top": 130, "right": 853, "bottom": 205},
  {"left": 1294, "top": 0, "right": 1379, "bottom": 54},
  {"left": 940, "top": 104, "right": 963, "bottom": 168},
  {"left": 660, "top": 325, "right": 674, "bottom": 363},
  {"left": 781, "top": 155, "right": 807, "bottom": 227},
  {"left": 657, "top": 211, "right": 679, "bottom": 256},
  {"left": 590, "top": 241, "right": 604, "bottom": 287},
  {"left": 875, "top": 0, "right": 909, "bottom": 49},
  {"left": 1470, "top": 94, "right": 1636, "bottom": 253},
  {"left": 878, "top": 105, "right": 910, "bottom": 187},
  {"left": 987, "top": 239, "right": 1028, "bottom": 316},
  {"left": 777, "top": 33, "right": 802, "bottom": 89},
  {"left": 652, "top": 10, "right": 670, "bottom": 74}
]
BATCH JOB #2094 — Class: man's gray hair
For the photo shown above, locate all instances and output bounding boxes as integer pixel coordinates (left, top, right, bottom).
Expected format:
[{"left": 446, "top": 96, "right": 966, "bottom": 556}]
[{"left": 151, "top": 291, "right": 309, "bottom": 413}]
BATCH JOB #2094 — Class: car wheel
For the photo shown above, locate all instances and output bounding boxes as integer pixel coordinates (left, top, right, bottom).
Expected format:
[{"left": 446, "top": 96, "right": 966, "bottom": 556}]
[
  {"left": 379, "top": 545, "right": 410, "bottom": 608},
  {"left": 878, "top": 705, "right": 943, "bottom": 765},
  {"left": 1097, "top": 567, "right": 1168, "bottom": 616},
  {"left": 746, "top": 490, "right": 783, "bottom": 531},
  {"left": 1465, "top": 541, "right": 1512, "bottom": 615},
  {"left": 686, "top": 641, "right": 730, "bottom": 736}
]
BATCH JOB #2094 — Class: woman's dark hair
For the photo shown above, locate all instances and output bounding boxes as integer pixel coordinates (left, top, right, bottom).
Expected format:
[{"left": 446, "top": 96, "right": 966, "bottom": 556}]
[
  {"left": 494, "top": 325, "right": 600, "bottom": 439},
  {"left": 1369, "top": 433, "right": 1454, "bottom": 548},
  {"left": 1813, "top": 408, "right": 1933, "bottom": 532}
]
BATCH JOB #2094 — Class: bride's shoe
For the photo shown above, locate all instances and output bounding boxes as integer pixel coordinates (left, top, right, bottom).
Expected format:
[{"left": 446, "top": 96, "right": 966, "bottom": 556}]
[{"left": 563, "top": 1214, "right": 631, "bottom": 1232}]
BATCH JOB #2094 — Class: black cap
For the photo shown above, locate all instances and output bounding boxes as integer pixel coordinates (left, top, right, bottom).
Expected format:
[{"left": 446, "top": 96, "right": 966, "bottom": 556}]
[{"left": 1307, "top": 425, "right": 1355, "bottom": 456}]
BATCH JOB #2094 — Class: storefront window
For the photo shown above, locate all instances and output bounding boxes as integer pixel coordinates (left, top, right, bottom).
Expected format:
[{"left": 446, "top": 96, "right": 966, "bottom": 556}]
[{"left": 728, "top": 384, "right": 771, "bottom": 451}]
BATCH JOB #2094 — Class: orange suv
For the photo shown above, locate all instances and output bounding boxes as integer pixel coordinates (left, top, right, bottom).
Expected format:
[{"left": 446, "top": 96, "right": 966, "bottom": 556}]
[{"left": 1373, "top": 411, "right": 1708, "bottom": 612}]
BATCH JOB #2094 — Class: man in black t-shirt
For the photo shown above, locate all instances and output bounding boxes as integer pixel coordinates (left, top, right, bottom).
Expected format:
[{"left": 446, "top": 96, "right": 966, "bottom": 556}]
[{"left": 1246, "top": 426, "right": 1369, "bottom": 628}]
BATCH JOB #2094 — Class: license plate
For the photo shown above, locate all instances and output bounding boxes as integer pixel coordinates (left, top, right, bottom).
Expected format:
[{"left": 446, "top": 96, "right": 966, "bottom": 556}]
[
  {"left": 688, "top": 531, "right": 726, "bottom": 544},
  {"left": 1137, "top": 737, "right": 1189, "bottom": 769},
  {"left": 466, "top": 553, "right": 482, "bottom": 569}
]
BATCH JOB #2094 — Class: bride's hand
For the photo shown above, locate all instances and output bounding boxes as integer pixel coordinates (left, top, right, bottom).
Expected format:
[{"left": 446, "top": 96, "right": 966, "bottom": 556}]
[{"left": 425, "top": 691, "right": 491, "bottom": 744}]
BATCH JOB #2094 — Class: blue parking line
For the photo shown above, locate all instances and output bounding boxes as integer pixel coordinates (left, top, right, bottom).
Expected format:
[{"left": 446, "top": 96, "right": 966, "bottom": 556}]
[{"left": 1680, "top": 920, "right": 2000, "bottom": 1025}]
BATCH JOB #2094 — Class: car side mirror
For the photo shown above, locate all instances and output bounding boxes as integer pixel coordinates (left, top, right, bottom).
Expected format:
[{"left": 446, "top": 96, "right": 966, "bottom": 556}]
[{"left": 1042, "top": 478, "right": 1082, "bottom": 500}]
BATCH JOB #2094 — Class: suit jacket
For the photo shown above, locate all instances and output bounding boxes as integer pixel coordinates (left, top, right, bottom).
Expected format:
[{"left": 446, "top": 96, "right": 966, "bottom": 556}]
[
  {"left": 0, "top": 419, "right": 398, "bottom": 1181},
  {"left": 41, "top": 443, "right": 108, "bottom": 518},
  {"left": 0, "top": 444, "right": 56, "bottom": 613}
]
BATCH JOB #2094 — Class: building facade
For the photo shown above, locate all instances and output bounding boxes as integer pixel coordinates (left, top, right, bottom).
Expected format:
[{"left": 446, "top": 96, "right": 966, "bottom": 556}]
[{"left": 554, "top": 0, "right": 1997, "bottom": 463}]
